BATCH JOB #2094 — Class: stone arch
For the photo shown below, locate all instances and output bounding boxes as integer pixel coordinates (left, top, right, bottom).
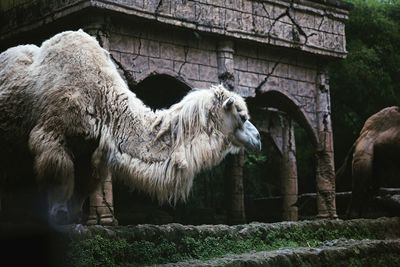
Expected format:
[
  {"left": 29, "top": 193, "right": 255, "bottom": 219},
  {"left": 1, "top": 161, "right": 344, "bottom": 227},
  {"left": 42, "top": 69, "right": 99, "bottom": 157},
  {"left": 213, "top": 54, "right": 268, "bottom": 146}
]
[
  {"left": 248, "top": 90, "right": 319, "bottom": 221},
  {"left": 133, "top": 69, "right": 192, "bottom": 109},
  {"left": 250, "top": 90, "right": 319, "bottom": 147}
]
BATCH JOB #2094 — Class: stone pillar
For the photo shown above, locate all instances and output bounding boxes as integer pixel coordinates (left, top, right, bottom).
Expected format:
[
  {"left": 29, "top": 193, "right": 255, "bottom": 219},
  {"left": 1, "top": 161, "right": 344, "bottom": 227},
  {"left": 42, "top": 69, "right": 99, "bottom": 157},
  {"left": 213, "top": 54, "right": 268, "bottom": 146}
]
[
  {"left": 263, "top": 110, "right": 298, "bottom": 221},
  {"left": 280, "top": 116, "right": 298, "bottom": 221},
  {"left": 315, "top": 69, "right": 337, "bottom": 219},
  {"left": 225, "top": 151, "right": 246, "bottom": 224},
  {"left": 87, "top": 171, "right": 118, "bottom": 225},
  {"left": 217, "top": 40, "right": 246, "bottom": 224},
  {"left": 217, "top": 40, "right": 235, "bottom": 90}
]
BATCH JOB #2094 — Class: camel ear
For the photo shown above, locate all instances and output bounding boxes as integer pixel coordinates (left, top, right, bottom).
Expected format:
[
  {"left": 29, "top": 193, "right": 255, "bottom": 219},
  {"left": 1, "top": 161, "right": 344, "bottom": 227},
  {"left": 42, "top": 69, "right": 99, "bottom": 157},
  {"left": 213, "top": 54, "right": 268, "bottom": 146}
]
[{"left": 223, "top": 97, "right": 235, "bottom": 110}]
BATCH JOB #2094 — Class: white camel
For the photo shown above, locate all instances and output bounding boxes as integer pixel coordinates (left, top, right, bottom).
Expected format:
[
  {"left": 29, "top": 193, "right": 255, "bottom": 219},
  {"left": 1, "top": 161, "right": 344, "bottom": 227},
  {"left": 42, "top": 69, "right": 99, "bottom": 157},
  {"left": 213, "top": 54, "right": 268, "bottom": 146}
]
[{"left": 0, "top": 30, "right": 261, "bottom": 224}]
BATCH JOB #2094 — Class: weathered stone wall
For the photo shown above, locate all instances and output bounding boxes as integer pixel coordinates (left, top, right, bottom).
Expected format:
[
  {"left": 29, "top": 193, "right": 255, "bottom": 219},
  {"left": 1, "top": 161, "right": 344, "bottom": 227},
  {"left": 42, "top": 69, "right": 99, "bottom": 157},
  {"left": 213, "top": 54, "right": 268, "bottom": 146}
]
[
  {"left": 1, "top": 0, "right": 349, "bottom": 57},
  {"left": 100, "top": 17, "right": 321, "bottom": 138},
  {"left": 105, "top": 20, "right": 219, "bottom": 90}
]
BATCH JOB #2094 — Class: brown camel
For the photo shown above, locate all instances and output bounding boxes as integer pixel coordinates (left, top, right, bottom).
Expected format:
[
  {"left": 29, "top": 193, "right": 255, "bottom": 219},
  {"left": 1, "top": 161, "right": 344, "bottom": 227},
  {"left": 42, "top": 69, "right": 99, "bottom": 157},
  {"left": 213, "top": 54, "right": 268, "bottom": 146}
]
[{"left": 336, "top": 106, "right": 400, "bottom": 217}]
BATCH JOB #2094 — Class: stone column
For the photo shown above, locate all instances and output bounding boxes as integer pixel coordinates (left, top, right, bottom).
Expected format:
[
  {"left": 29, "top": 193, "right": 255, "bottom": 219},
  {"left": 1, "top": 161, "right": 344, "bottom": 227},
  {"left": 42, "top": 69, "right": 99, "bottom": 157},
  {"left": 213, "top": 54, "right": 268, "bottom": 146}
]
[
  {"left": 86, "top": 171, "right": 118, "bottom": 225},
  {"left": 217, "top": 40, "right": 235, "bottom": 90},
  {"left": 280, "top": 116, "right": 298, "bottom": 221},
  {"left": 225, "top": 151, "right": 246, "bottom": 225},
  {"left": 264, "top": 110, "right": 298, "bottom": 221},
  {"left": 217, "top": 40, "right": 246, "bottom": 224},
  {"left": 315, "top": 69, "right": 337, "bottom": 219}
]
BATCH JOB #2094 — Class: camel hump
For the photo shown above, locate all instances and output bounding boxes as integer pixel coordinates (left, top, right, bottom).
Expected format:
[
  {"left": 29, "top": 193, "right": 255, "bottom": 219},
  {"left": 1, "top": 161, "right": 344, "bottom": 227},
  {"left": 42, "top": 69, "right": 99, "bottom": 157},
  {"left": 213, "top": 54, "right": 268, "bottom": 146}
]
[
  {"left": 40, "top": 29, "right": 99, "bottom": 53},
  {"left": 361, "top": 106, "right": 400, "bottom": 134},
  {"left": 0, "top": 44, "right": 39, "bottom": 68},
  {"left": 0, "top": 44, "right": 39, "bottom": 90}
]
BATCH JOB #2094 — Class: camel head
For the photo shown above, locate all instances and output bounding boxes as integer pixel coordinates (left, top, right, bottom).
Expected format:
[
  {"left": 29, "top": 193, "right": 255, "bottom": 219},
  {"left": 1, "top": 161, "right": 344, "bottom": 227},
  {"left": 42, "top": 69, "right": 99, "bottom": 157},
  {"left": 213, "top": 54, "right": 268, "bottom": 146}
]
[{"left": 215, "top": 87, "right": 262, "bottom": 153}]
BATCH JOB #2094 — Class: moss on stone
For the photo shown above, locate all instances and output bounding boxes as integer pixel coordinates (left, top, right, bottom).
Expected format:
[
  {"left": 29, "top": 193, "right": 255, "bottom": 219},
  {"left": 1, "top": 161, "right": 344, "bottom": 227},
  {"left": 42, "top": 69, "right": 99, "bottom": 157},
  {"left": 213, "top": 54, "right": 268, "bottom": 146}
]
[{"left": 65, "top": 218, "right": 398, "bottom": 266}]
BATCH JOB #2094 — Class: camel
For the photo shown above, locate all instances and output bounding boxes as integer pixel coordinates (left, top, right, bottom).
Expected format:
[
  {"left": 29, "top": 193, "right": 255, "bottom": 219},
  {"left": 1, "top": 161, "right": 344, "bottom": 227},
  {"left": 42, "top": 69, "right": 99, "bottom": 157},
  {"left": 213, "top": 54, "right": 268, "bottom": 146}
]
[
  {"left": 336, "top": 106, "right": 400, "bottom": 217},
  {"left": 0, "top": 30, "right": 261, "bottom": 224}
]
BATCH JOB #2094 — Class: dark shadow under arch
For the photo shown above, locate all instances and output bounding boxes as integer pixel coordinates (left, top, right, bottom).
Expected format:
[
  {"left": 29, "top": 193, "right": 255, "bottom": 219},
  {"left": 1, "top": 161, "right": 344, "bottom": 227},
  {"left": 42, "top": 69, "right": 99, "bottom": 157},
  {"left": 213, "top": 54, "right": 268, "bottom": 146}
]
[{"left": 133, "top": 74, "right": 191, "bottom": 109}]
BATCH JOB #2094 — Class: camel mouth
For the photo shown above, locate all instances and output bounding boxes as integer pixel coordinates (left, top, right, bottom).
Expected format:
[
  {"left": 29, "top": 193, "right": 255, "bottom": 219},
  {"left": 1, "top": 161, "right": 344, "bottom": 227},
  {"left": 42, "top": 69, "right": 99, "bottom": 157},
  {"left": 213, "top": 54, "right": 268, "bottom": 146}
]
[{"left": 235, "top": 120, "right": 262, "bottom": 152}]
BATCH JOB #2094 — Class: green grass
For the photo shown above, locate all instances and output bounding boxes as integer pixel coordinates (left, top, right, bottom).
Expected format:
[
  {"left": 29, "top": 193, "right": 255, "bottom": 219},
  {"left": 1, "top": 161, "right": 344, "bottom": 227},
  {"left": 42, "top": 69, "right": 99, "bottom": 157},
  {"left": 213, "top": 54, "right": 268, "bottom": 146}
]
[{"left": 65, "top": 221, "right": 390, "bottom": 266}]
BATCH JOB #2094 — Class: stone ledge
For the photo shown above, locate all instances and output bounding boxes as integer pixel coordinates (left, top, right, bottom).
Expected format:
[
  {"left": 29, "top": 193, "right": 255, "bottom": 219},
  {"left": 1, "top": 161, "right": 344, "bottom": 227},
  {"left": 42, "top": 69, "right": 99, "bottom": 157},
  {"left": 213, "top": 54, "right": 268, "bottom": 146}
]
[
  {"left": 60, "top": 216, "right": 400, "bottom": 241},
  {"left": 163, "top": 239, "right": 400, "bottom": 266}
]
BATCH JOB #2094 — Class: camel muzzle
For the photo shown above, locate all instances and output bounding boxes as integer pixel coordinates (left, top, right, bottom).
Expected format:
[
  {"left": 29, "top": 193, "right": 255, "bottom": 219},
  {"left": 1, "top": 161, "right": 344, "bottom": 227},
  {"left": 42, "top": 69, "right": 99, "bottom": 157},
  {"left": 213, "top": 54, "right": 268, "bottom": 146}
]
[{"left": 235, "top": 120, "right": 262, "bottom": 152}]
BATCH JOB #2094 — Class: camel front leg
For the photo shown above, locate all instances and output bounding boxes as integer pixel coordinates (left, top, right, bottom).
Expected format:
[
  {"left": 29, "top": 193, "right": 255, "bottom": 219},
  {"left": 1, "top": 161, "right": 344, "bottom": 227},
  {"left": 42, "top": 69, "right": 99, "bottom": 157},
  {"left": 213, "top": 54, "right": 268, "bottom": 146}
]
[
  {"left": 349, "top": 138, "right": 374, "bottom": 218},
  {"left": 29, "top": 127, "right": 75, "bottom": 225},
  {"left": 87, "top": 170, "right": 117, "bottom": 225}
]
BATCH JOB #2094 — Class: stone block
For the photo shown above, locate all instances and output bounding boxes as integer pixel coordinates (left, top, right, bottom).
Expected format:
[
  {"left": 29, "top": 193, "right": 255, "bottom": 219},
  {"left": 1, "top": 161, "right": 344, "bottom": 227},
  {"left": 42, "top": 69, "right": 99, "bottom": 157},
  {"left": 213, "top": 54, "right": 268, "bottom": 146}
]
[
  {"left": 209, "top": 53, "right": 218, "bottom": 67},
  {"left": 149, "top": 57, "right": 174, "bottom": 70},
  {"left": 175, "top": 62, "right": 199, "bottom": 80},
  {"left": 109, "top": 50, "right": 121, "bottom": 62},
  {"left": 262, "top": 75, "right": 280, "bottom": 92},
  {"left": 236, "top": 86, "right": 256, "bottom": 98},
  {"left": 238, "top": 71, "right": 259, "bottom": 87},
  {"left": 234, "top": 55, "right": 248, "bottom": 71},
  {"left": 173, "top": 0, "right": 196, "bottom": 21},
  {"left": 320, "top": 16, "right": 335, "bottom": 33},
  {"left": 147, "top": 40, "right": 160, "bottom": 57},
  {"left": 274, "top": 63, "right": 289, "bottom": 78},
  {"left": 190, "top": 80, "right": 213, "bottom": 90},
  {"left": 109, "top": 33, "right": 134, "bottom": 53},
  {"left": 199, "top": 65, "right": 218, "bottom": 82},
  {"left": 288, "top": 64, "right": 302, "bottom": 81},
  {"left": 248, "top": 58, "right": 269, "bottom": 74},
  {"left": 240, "top": 0, "right": 253, "bottom": 13},
  {"left": 307, "top": 31, "right": 324, "bottom": 48},
  {"left": 187, "top": 48, "right": 209, "bottom": 65},
  {"left": 121, "top": 53, "right": 149, "bottom": 72},
  {"left": 225, "top": 9, "right": 242, "bottom": 30},
  {"left": 294, "top": 10, "right": 315, "bottom": 29},
  {"left": 303, "top": 68, "right": 317, "bottom": 83},
  {"left": 242, "top": 12, "right": 254, "bottom": 33},
  {"left": 273, "top": 4, "right": 287, "bottom": 20},
  {"left": 144, "top": 0, "right": 170, "bottom": 13},
  {"left": 160, "top": 42, "right": 186, "bottom": 61},
  {"left": 118, "top": 0, "right": 143, "bottom": 8},
  {"left": 297, "top": 81, "right": 316, "bottom": 98}
]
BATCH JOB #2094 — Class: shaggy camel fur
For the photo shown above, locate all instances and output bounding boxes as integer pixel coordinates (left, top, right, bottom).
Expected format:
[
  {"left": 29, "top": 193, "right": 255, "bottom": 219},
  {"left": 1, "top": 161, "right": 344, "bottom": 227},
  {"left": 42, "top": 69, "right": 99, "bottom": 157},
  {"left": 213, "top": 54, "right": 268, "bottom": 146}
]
[
  {"left": 0, "top": 30, "right": 261, "bottom": 224},
  {"left": 336, "top": 106, "right": 400, "bottom": 217}
]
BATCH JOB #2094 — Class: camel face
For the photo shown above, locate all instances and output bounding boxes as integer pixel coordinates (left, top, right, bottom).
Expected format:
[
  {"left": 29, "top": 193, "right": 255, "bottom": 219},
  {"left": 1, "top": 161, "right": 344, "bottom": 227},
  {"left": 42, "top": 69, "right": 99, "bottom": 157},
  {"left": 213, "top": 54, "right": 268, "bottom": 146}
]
[{"left": 221, "top": 96, "right": 261, "bottom": 152}]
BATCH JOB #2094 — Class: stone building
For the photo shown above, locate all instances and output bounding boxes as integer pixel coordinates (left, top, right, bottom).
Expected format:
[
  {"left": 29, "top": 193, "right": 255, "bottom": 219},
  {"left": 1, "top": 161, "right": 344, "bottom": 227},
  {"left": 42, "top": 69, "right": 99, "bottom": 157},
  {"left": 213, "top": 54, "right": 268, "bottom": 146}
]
[{"left": 0, "top": 0, "right": 349, "bottom": 224}]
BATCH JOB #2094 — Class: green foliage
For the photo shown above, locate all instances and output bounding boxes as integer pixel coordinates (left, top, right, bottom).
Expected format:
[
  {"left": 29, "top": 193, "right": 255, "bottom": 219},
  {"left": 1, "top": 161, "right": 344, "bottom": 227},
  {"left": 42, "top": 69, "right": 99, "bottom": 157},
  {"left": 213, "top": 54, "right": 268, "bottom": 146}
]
[
  {"left": 66, "top": 221, "right": 385, "bottom": 266},
  {"left": 66, "top": 235, "right": 131, "bottom": 267},
  {"left": 330, "top": 0, "right": 400, "bottom": 168}
]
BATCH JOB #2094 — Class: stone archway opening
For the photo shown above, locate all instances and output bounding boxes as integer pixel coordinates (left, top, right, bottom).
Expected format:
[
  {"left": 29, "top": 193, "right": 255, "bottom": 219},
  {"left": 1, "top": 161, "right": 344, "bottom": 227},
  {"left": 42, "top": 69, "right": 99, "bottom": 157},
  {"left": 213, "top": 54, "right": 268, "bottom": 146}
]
[
  {"left": 246, "top": 91, "right": 318, "bottom": 221},
  {"left": 133, "top": 74, "right": 191, "bottom": 109}
]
